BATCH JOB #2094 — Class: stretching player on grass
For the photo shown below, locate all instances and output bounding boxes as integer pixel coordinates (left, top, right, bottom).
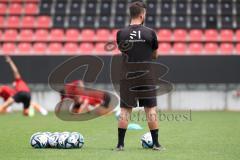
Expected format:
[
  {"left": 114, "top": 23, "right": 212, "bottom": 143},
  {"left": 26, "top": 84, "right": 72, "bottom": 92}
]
[
  {"left": 0, "top": 56, "right": 48, "bottom": 116},
  {"left": 60, "top": 80, "right": 110, "bottom": 114},
  {"left": 115, "top": 1, "right": 163, "bottom": 151},
  {"left": 0, "top": 85, "right": 15, "bottom": 113}
]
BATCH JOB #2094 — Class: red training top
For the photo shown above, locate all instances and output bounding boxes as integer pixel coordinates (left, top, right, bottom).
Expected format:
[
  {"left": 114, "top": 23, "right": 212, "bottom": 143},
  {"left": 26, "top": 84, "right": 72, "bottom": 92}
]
[
  {"left": 64, "top": 80, "right": 103, "bottom": 105},
  {"left": 0, "top": 85, "right": 16, "bottom": 101},
  {"left": 13, "top": 78, "right": 30, "bottom": 93}
]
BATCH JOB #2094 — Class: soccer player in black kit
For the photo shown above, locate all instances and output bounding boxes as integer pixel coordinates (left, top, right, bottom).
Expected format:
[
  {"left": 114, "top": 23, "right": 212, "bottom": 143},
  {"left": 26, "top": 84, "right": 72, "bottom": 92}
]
[{"left": 115, "top": 1, "right": 164, "bottom": 151}]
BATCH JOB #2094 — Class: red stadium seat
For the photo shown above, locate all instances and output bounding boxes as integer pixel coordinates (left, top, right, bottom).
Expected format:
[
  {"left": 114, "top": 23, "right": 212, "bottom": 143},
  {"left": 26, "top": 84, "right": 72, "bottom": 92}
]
[
  {"left": 64, "top": 43, "right": 79, "bottom": 54},
  {"left": 0, "top": 3, "right": 7, "bottom": 15},
  {"left": 81, "top": 29, "right": 95, "bottom": 42},
  {"left": 235, "top": 30, "right": 240, "bottom": 42},
  {"left": 36, "top": 16, "right": 51, "bottom": 28},
  {"left": 173, "top": 29, "right": 187, "bottom": 42},
  {"left": 0, "top": 16, "right": 4, "bottom": 28},
  {"left": 189, "top": 29, "right": 203, "bottom": 42},
  {"left": 188, "top": 43, "right": 203, "bottom": 55},
  {"left": 157, "top": 29, "right": 172, "bottom": 42},
  {"left": 113, "top": 48, "right": 121, "bottom": 55},
  {"left": 104, "top": 41, "right": 120, "bottom": 55},
  {"left": 3, "top": 29, "right": 18, "bottom": 41},
  {"left": 172, "top": 43, "right": 187, "bottom": 55},
  {"left": 109, "top": 45, "right": 120, "bottom": 55},
  {"left": 19, "top": 29, "right": 34, "bottom": 41},
  {"left": 48, "top": 43, "right": 63, "bottom": 54},
  {"left": 95, "top": 43, "right": 107, "bottom": 54},
  {"left": 10, "top": 0, "right": 25, "bottom": 3},
  {"left": 50, "top": 29, "right": 64, "bottom": 42},
  {"left": 220, "top": 30, "right": 234, "bottom": 42},
  {"left": 157, "top": 43, "right": 171, "bottom": 55},
  {"left": 65, "top": 29, "right": 80, "bottom": 42},
  {"left": 25, "top": 0, "right": 40, "bottom": 2},
  {"left": 205, "top": 29, "right": 218, "bottom": 42},
  {"left": 6, "top": 16, "right": 20, "bottom": 28},
  {"left": 111, "top": 29, "right": 119, "bottom": 41},
  {"left": 24, "top": 3, "right": 38, "bottom": 15},
  {"left": 79, "top": 43, "right": 94, "bottom": 54},
  {"left": 17, "top": 43, "right": 32, "bottom": 54},
  {"left": 96, "top": 29, "right": 111, "bottom": 41},
  {"left": 11, "top": 0, "right": 26, "bottom": 2},
  {"left": 9, "top": 3, "right": 22, "bottom": 15},
  {"left": 204, "top": 43, "right": 218, "bottom": 55},
  {"left": 2, "top": 43, "right": 16, "bottom": 54},
  {"left": 34, "top": 29, "right": 49, "bottom": 41},
  {"left": 21, "top": 16, "right": 35, "bottom": 28},
  {"left": 33, "top": 42, "right": 47, "bottom": 54},
  {"left": 219, "top": 43, "right": 234, "bottom": 55},
  {"left": 236, "top": 43, "right": 240, "bottom": 55}
]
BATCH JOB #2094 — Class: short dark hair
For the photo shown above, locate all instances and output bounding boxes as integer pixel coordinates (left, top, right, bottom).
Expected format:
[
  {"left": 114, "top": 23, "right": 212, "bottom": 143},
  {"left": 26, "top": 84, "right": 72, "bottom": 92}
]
[{"left": 129, "top": 1, "right": 146, "bottom": 19}]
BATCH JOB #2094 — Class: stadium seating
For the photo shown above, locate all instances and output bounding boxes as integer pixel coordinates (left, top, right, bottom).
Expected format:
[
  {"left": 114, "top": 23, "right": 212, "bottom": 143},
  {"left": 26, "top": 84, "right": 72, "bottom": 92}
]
[
  {"left": 19, "top": 29, "right": 34, "bottom": 42},
  {"left": 33, "top": 42, "right": 47, "bottom": 54},
  {"left": 0, "top": 0, "right": 239, "bottom": 55}
]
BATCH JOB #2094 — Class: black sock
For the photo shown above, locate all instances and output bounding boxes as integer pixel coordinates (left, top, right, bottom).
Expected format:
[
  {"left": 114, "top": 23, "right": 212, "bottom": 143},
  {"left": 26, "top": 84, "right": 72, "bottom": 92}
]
[
  {"left": 150, "top": 129, "right": 160, "bottom": 147},
  {"left": 117, "top": 128, "right": 127, "bottom": 147}
]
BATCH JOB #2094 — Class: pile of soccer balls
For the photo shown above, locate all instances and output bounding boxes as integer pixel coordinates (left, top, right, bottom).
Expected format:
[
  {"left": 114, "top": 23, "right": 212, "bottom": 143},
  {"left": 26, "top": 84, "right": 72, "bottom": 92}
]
[{"left": 30, "top": 132, "right": 84, "bottom": 149}]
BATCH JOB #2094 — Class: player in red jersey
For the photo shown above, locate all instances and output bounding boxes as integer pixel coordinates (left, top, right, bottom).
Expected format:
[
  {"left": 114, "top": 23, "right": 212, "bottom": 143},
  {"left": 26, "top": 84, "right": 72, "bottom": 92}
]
[
  {"left": 0, "top": 85, "right": 15, "bottom": 102},
  {"left": 60, "top": 80, "right": 110, "bottom": 114},
  {"left": 0, "top": 85, "right": 15, "bottom": 112},
  {"left": 0, "top": 56, "right": 48, "bottom": 116}
]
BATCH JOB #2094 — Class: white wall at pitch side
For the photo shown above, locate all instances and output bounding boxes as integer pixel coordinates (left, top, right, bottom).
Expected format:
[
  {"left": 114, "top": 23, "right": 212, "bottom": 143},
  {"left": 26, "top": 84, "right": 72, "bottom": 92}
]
[{"left": 1, "top": 90, "right": 240, "bottom": 111}]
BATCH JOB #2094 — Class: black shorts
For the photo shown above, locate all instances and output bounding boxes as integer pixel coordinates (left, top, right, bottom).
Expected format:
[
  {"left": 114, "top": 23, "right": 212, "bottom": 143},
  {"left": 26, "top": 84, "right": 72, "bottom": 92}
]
[
  {"left": 120, "top": 79, "right": 157, "bottom": 108},
  {"left": 13, "top": 91, "right": 31, "bottom": 109}
]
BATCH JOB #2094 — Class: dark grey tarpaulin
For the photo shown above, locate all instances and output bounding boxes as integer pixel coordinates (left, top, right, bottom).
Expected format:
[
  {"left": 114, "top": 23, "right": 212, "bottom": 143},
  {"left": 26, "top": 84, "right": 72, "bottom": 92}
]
[{"left": 0, "top": 55, "right": 240, "bottom": 84}]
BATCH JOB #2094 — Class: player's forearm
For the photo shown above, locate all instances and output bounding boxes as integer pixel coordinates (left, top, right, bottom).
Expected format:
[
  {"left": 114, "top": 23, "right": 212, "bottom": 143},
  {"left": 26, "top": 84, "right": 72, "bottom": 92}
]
[
  {"left": 0, "top": 97, "right": 14, "bottom": 110},
  {"left": 8, "top": 59, "right": 21, "bottom": 79},
  {"left": 78, "top": 100, "right": 89, "bottom": 113}
]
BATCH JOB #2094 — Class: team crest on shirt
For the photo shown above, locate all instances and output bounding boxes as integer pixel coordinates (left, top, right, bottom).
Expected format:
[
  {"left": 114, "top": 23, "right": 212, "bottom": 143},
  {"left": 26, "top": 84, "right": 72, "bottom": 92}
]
[{"left": 129, "top": 30, "right": 145, "bottom": 42}]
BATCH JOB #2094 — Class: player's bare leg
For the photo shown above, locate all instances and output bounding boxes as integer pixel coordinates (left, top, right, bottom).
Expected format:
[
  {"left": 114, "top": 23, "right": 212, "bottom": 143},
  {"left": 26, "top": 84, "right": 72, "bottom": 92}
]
[
  {"left": 31, "top": 102, "right": 48, "bottom": 116},
  {"left": 116, "top": 107, "right": 132, "bottom": 151},
  {"left": 0, "top": 97, "right": 14, "bottom": 114},
  {"left": 144, "top": 107, "right": 158, "bottom": 129},
  {"left": 144, "top": 107, "right": 164, "bottom": 151}
]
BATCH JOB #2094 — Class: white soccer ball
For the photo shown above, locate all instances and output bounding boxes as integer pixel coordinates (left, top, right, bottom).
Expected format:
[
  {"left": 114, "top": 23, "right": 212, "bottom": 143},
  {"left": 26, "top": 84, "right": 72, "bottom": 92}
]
[
  {"left": 65, "top": 132, "right": 79, "bottom": 149},
  {"left": 61, "top": 132, "right": 84, "bottom": 149},
  {"left": 58, "top": 132, "right": 71, "bottom": 149},
  {"left": 141, "top": 132, "right": 153, "bottom": 148},
  {"left": 30, "top": 133, "right": 49, "bottom": 149},
  {"left": 69, "top": 132, "right": 84, "bottom": 148},
  {"left": 48, "top": 132, "right": 60, "bottom": 148},
  {"left": 78, "top": 133, "right": 84, "bottom": 148},
  {"left": 43, "top": 132, "right": 52, "bottom": 136}
]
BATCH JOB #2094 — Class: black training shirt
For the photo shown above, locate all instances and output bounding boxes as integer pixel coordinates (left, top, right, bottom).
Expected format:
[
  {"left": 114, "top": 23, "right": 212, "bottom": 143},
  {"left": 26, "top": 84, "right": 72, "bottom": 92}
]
[{"left": 116, "top": 24, "right": 158, "bottom": 62}]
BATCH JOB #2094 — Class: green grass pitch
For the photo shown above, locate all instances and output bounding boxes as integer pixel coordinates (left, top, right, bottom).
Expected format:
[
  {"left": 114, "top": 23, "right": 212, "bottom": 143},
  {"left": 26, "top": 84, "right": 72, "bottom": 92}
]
[{"left": 0, "top": 111, "right": 239, "bottom": 160}]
